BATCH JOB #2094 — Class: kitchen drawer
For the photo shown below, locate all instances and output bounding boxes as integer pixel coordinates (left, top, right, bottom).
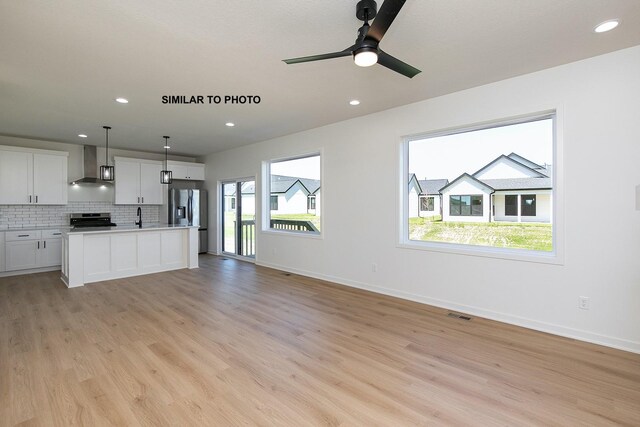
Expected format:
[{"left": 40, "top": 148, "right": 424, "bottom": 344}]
[
  {"left": 42, "top": 229, "right": 63, "bottom": 239},
  {"left": 5, "top": 230, "right": 42, "bottom": 241}
]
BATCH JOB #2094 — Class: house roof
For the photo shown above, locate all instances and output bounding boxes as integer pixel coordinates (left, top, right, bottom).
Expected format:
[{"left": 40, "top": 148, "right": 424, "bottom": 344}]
[
  {"left": 507, "top": 153, "right": 551, "bottom": 177},
  {"left": 271, "top": 175, "right": 320, "bottom": 194},
  {"left": 439, "top": 173, "right": 495, "bottom": 193},
  {"left": 481, "top": 178, "right": 552, "bottom": 190},
  {"left": 418, "top": 179, "right": 449, "bottom": 195},
  {"left": 224, "top": 175, "right": 320, "bottom": 195},
  {"left": 472, "top": 154, "right": 547, "bottom": 179}
]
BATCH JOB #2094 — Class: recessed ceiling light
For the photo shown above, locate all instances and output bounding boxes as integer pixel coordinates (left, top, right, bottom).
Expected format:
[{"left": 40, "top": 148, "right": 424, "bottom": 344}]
[
  {"left": 594, "top": 20, "right": 619, "bottom": 33},
  {"left": 349, "top": 100, "right": 360, "bottom": 106},
  {"left": 225, "top": 122, "right": 235, "bottom": 127},
  {"left": 78, "top": 134, "right": 88, "bottom": 138},
  {"left": 115, "top": 97, "right": 129, "bottom": 104}
]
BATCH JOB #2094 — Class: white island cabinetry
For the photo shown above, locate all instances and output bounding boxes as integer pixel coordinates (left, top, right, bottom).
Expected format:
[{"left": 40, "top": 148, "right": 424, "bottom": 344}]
[{"left": 61, "top": 225, "right": 198, "bottom": 287}]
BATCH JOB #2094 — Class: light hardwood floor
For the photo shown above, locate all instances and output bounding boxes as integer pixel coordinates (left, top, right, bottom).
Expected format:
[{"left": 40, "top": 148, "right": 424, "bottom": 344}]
[{"left": 1, "top": 255, "right": 639, "bottom": 426}]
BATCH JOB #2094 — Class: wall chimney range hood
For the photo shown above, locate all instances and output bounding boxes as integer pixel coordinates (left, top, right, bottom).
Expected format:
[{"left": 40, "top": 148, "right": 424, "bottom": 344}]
[{"left": 70, "top": 145, "right": 112, "bottom": 184}]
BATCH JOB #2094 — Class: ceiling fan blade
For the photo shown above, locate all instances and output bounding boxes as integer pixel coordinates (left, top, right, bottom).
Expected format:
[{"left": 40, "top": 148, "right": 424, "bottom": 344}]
[
  {"left": 377, "top": 50, "right": 421, "bottom": 78},
  {"left": 283, "top": 46, "right": 354, "bottom": 64},
  {"left": 367, "top": 0, "right": 406, "bottom": 43}
]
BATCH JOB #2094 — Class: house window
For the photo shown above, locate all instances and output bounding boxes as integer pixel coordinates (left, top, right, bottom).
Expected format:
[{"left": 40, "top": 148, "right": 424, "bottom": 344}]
[
  {"left": 307, "top": 195, "right": 316, "bottom": 210},
  {"left": 405, "top": 113, "right": 555, "bottom": 255},
  {"left": 505, "top": 195, "right": 517, "bottom": 216},
  {"left": 420, "top": 196, "right": 434, "bottom": 211},
  {"left": 521, "top": 195, "right": 536, "bottom": 216},
  {"left": 231, "top": 197, "right": 236, "bottom": 210},
  {"left": 266, "top": 154, "right": 321, "bottom": 234},
  {"left": 449, "top": 195, "right": 482, "bottom": 216}
]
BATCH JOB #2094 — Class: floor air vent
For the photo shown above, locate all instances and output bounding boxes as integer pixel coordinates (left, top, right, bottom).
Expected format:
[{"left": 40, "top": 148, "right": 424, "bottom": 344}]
[{"left": 447, "top": 312, "right": 472, "bottom": 321}]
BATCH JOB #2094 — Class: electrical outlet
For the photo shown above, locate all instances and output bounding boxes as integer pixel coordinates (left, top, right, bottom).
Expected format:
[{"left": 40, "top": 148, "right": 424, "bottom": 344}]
[
  {"left": 578, "top": 296, "right": 590, "bottom": 310},
  {"left": 371, "top": 263, "right": 377, "bottom": 273}
]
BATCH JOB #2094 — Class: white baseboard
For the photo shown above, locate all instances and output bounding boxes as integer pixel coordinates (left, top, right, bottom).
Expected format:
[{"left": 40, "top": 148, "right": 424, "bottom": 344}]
[
  {"left": 256, "top": 260, "right": 640, "bottom": 354},
  {"left": 0, "top": 266, "right": 61, "bottom": 278}
]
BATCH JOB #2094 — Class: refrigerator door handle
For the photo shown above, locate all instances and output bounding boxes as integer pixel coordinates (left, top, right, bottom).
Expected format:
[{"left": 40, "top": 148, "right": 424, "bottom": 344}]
[{"left": 187, "top": 195, "right": 192, "bottom": 225}]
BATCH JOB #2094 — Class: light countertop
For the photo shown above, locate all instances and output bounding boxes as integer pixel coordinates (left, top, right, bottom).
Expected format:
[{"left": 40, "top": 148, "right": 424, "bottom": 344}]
[
  {"left": 62, "top": 224, "right": 199, "bottom": 235},
  {"left": 0, "top": 225, "right": 71, "bottom": 231}
]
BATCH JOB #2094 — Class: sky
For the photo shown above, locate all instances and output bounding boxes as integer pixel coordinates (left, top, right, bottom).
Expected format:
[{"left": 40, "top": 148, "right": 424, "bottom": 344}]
[
  {"left": 409, "top": 118, "right": 553, "bottom": 181},
  {"left": 271, "top": 155, "right": 320, "bottom": 179}
]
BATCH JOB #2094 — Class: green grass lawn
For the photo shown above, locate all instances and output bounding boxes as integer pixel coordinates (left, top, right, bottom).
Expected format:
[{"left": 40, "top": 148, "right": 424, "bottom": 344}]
[{"left": 409, "top": 217, "right": 552, "bottom": 251}]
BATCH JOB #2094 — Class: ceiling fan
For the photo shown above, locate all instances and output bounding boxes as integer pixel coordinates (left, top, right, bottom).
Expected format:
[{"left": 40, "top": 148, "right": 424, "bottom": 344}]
[{"left": 283, "top": 0, "right": 421, "bottom": 78}]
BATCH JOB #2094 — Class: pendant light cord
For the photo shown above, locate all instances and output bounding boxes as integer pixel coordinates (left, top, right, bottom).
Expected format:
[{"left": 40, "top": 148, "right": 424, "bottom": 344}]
[{"left": 103, "top": 126, "right": 111, "bottom": 165}]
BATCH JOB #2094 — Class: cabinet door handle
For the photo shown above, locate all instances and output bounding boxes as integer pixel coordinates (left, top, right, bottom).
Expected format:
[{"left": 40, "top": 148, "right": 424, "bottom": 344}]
[
  {"left": 29, "top": 195, "right": 32, "bottom": 203},
  {"left": 44, "top": 241, "right": 46, "bottom": 249},
  {"left": 137, "top": 197, "right": 140, "bottom": 203},
  {"left": 142, "top": 197, "right": 144, "bottom": 203},
  {"left": 18, "top": 234, "right": 29, "bottom": 237},
  {"left": 36, "top": 195, "right": 38, "bottom": 203},
  {"left": 37, "top": 241, "right": 40, "bottom": 249},
  {"left": 53, "top": 232, "right": 61, "bottom": 236}
]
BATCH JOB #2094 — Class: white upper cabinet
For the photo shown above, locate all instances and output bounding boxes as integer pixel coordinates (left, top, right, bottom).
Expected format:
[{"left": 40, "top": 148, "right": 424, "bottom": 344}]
[
  {"left": 33, "top": 154, "right": 68, "bottom": 204},
  {"left": 114, "top": 157, "right": 163, "bottom": 205},
  {"left": 167, "top": 161, "right": 205, "bottom": 180},
  {"left": 0, "top": 146, "right": 68, "bottom": 205}
]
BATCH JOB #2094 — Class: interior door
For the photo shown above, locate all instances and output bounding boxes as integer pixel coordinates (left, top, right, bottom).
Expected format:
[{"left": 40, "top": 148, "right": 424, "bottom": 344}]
[{"left": 221, "top": 179, "right": 255, "bottom": 258}]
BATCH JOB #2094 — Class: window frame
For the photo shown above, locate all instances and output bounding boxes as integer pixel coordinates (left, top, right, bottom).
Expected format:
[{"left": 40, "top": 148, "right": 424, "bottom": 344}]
[
  {"left": 399, "top": 110, "right": 563, "bottom": 265},
  {"left": 262, "top": 151, "right": 323, "bottom": 238}
]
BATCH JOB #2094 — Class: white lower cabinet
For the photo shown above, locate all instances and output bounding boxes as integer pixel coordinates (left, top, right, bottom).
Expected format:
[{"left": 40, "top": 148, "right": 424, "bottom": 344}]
[
  {"left": 81, "top": 229, "right": 187, "bottom": 283},
  {"left": 4, "top": 229, "right": 63, "bottom": 272}
]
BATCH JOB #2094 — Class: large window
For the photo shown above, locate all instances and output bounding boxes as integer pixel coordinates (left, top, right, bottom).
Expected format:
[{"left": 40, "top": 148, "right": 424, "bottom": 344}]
[
  {"left": 420, "top": 196, "right": 434, "bottom": 211},
  {"left": 521, "top": 195, "right": 536, "bottom": 216},
  {"left": 266, "top": 154, "right": 321, "bottom": 234},
  {"left": 405, "top": 114, "right": 555, "bottom": 254},
  {"left": 505, "top": 195, "right": 517, "bottom": 216},
  {"left": 449, "top": 195, "right": 482, "bottom": 216}
]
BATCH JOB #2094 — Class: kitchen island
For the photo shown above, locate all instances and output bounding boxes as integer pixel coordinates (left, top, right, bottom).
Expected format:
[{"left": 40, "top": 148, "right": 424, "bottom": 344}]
[{"left": 61, "top": 224, "right": 199, "bottom": 287}]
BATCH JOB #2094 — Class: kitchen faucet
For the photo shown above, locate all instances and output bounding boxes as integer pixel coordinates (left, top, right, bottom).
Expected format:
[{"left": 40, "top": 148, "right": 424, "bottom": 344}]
[{"left": 135, "top": 206, "right": 142, "bottom": 228}]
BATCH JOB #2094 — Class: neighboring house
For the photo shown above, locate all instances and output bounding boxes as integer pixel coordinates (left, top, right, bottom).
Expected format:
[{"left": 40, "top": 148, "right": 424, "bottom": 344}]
[
  {"left": 440, "top": 153, "right": 552, "bottom": 223},
  {"left": 418, "top": 179, "right": 449, "bottom": 218},
  {"left": 408, "top": 174, "right": 422, "bottom": 218},
  {"left": 225, "top": 175, "right": 321, "bottom": 216},
  {"left": 224, "top": 181, "right": 257, "bottom": 215},
  {"left": 270, "top": 175, "right": 321, "bottom": 215}
]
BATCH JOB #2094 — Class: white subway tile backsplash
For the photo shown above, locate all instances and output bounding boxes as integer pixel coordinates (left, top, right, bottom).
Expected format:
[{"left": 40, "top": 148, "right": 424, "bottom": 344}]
[{"left": 0, "top": 202, "right": 161, "bottom": 228}]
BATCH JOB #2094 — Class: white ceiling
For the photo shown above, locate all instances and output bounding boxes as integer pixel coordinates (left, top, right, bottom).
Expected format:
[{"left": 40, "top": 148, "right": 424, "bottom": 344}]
[{"left": 1, "top": 0, "right": 639, "bottom": 157}]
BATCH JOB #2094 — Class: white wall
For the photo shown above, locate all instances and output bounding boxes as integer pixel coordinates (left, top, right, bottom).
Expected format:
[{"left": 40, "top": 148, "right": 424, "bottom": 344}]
[{"left": 204, "top": 46, "right": 640, "bottom": 353}]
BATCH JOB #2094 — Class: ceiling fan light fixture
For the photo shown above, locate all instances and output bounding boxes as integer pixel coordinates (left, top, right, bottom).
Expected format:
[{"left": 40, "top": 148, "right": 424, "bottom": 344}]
[{"left": 354, "top": 48, "right": 378, "bottom": 67}]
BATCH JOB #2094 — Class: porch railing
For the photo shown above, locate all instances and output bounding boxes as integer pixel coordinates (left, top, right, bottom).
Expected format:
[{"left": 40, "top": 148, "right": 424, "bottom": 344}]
[
  {"left": 235, "top": 219, "right": 319, "bottom": 257},
  {"left": 270, "top": 219, "right": 319, "bottom": 232}
]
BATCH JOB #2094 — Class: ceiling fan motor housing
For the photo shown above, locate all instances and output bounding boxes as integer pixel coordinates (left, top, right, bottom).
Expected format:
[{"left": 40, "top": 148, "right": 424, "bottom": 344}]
[{"left": 356, "top": 0, "right": 377, "bottom": 21}]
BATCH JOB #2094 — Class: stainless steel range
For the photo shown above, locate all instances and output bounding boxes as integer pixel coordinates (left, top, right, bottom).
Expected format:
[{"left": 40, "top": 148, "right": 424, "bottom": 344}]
[{"left": 70, "top": 213, "right": 117, "bottom": 229}]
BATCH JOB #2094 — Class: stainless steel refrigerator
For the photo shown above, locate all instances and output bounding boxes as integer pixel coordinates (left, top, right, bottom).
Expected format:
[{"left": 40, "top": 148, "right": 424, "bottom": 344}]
[{"left": 168, "top": 189, "right": 208, "bottom": 253}]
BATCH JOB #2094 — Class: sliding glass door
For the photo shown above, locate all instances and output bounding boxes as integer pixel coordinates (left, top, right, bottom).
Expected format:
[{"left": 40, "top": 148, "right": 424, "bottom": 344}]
[{"left": 221, "top": 179, "right": 255, "bottom": 258}]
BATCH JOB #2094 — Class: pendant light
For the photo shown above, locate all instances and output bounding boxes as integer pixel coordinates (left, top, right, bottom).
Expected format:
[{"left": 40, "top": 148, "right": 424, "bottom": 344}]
[
  {"left": 100, "top": 126, "right": 114, "bottom": 181},
  {"left": 160, "top": 136, "right": 172, "bottom": 184}
]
